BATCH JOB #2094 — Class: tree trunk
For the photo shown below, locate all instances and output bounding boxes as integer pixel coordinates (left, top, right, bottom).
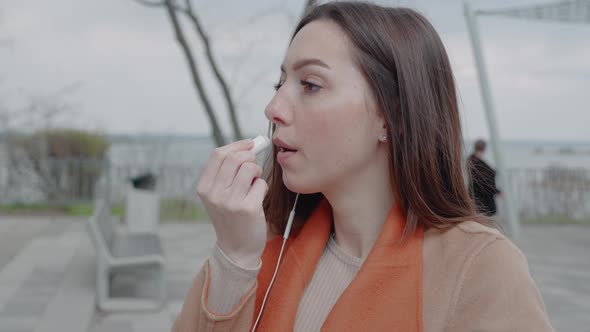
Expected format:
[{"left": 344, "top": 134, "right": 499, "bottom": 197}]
[
  {"left": 183, "top": 0, "right": 243, "bottom": 141},
  {"left": 164, "top": 0, "right": 226, "bottom": 147}
]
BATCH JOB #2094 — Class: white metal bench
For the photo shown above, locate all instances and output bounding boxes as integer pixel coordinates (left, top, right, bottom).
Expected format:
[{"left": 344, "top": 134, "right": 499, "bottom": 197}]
[{"left": 86, "top": 198, "right": 166, "bottom": 311}]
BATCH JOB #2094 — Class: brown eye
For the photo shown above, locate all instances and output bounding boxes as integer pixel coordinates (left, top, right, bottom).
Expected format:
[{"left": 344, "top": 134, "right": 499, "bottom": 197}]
[{"left": 300, "top": 80, "right": 320, "bottom": 93}]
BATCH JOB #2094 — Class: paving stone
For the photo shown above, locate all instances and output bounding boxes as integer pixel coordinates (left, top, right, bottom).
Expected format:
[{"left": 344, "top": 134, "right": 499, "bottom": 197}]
[
  {"left": 88, "top": 320, "right": 133, "bottom": 332},
  {"left": 0, "top": 316, "right": 37, "bottom": 332},
  {"left": 0, "top": 299, "right": 47, "bottom": 317},
  {"left": 1, "top": 218, "right": 588, "bottom": 331}
]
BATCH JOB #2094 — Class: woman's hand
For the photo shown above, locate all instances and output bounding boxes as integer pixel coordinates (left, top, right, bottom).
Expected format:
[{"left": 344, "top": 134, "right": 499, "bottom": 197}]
[{"left": 196, "top": 139, "right": 268, "bottom": 268}]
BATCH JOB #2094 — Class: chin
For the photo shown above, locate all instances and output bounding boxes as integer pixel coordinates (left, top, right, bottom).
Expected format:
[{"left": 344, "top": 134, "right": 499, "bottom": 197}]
[{"left": 282, "top": 172, "right": 318, "bottom": 194}]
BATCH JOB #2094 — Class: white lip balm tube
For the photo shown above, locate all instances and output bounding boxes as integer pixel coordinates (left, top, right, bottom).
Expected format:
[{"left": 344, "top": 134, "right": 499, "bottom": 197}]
[{"left": 249, "top": 135, "right": 271, "bottom": 155}]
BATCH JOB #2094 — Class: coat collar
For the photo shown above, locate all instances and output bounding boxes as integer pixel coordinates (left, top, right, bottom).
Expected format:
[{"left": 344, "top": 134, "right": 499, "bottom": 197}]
[{"left": 255, "top": 199, "right": 423, "bottom": 331}]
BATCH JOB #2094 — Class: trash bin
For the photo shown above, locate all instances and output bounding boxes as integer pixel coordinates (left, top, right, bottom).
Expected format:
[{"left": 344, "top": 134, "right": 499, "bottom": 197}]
[
  {"left": 130, "top": 173, "right": 156, "bottom": 191},
  {"left": 125, "top": 173, "right": 160, "bottom": 233}
]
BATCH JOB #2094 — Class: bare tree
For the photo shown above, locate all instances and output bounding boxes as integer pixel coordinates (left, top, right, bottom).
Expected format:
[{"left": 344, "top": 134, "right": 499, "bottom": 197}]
[
  {"left": 134, "top": 0, "right": 234, "bottom": 146},
  {"left": 0, "top": 83, "right": 105, "bottom": 204},
  {"left": 133, "top": 0, "right": 318, "bottom": 147}
]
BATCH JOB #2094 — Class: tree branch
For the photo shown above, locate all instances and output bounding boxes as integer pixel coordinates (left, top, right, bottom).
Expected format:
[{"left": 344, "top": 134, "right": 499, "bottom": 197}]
[
  {"left": 163, "top": 0, "right": 226, "bottom": 146},
  {"left": 182, "top": 0, "right": 242, "bottom": 140},
  {"left": 133, "top": 0, "right": 166, "bottom": 8},
  {"left": 132, "top": 0, "right": 319, "bottom": 142}
]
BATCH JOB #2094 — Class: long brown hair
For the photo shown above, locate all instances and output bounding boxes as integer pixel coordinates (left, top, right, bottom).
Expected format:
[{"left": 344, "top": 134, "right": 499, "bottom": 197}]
[{"left": 263, "top": 1, "right": 488, "bottom": 239}]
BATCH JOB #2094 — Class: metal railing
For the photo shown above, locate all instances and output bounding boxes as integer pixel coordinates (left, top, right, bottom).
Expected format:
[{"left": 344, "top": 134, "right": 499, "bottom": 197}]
[
  {"left": 0, "top": 157, "right": 106, "bottom": 205},
  {"left": 0, "top": 158, "right": 202, "bottom": 205},
  {"left": 507, "top": 167, "right": 590, "bottom": 220},
  {"left": 1, "top": 158, "right": 589, "bottom": 221}
]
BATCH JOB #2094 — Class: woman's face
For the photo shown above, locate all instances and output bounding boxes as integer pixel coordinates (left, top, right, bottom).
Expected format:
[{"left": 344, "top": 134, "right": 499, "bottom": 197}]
[{"left": 265, "top": 20, "right": 386, "bottom": 194}]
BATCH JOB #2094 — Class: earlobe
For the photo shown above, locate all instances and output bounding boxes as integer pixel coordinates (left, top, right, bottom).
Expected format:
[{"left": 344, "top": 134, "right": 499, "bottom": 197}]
[{"left": 379, "top": 123, "right": 388, "bottom": 143}]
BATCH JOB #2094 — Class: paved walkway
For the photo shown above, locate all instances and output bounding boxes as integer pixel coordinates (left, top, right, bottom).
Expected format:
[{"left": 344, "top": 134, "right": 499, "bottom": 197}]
[{"left": 0, "top": 217, "right": 588, "bottom": 331}]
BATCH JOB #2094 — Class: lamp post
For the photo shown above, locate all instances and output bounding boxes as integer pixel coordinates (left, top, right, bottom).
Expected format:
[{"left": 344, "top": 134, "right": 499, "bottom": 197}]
[{"left": 464, "top": 1, "right": 520, "bottom": 239}]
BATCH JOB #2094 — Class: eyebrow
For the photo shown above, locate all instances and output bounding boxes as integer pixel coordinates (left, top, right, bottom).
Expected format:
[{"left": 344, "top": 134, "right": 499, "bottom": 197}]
[{"left": 280, "top": 58, "right": 331, "bottom": 73}]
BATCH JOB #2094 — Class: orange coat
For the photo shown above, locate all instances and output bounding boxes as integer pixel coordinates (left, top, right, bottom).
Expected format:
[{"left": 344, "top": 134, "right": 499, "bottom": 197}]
[{"left": 172, "top": 201, "right": 553, "bottom": 331}]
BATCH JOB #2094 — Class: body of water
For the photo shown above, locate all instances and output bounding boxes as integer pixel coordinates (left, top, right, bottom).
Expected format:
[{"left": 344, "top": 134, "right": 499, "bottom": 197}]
[{"left": 107, "top": 136, "right": 590, "bottom": 170}]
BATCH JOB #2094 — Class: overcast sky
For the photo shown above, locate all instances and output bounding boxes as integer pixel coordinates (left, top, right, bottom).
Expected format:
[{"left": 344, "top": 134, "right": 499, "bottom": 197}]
[{"left": 1, "top": 0, "right": 589, "bottom": 141}]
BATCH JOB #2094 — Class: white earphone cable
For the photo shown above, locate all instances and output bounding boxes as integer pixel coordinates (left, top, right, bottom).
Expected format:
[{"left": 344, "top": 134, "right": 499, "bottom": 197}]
[{"left": 251, "top": 193, "right": 299, "bottom": 332}]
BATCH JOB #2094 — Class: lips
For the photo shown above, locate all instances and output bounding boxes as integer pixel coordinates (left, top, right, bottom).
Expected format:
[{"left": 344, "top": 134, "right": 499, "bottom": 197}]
[
  {"left": 273, "top": 137, "right": 298, "bottom": 165},
  {"left": 273, "top": 137, "right": 298, "bottom": 152}
]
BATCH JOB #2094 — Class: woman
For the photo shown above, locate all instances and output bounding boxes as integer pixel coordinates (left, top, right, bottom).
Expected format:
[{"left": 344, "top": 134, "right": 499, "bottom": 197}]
[{"left": 173, "top": 2, "right": 553, "bottom": 331}]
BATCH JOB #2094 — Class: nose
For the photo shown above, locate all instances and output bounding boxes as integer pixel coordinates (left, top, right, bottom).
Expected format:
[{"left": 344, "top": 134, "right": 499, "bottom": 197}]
[{"left": 264, "top": 91, "right": 292, "bottom": 126}]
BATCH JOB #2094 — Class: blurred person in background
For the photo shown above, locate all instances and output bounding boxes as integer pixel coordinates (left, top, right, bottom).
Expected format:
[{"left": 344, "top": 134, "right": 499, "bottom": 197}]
[{"left": 468, "top": 139, "right": 503, "bottom": 216}]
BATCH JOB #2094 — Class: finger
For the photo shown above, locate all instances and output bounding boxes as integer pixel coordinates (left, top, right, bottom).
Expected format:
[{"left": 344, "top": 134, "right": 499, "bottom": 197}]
[
  {"left": 231, "top": 162, "right": 263, "bottom": 199},
  {"left": 214, "top": 150, "right": 257, "bottom": 189},
  {"left": 244, "top": 178, "right": 268, "bottom": 207},
  {"left": 198, "top": 139, "right": 253, "bottom": 192}
]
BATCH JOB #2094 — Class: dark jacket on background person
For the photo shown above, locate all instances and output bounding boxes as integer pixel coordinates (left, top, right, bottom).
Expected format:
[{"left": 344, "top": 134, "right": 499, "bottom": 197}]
[{"left": 468, "top": 154, "right": 501, "bottom": 216}]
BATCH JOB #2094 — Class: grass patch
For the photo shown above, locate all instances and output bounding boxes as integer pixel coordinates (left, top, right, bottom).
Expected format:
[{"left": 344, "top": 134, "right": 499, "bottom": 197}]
[
  {"left": 0, "top": 203, "right": 60, "bottom": 214},
  {"left": 0, "top": 202, "right": 124, "bottom": 217},
  {"left": 0, "top": 199, "right": 208, "bottom": 222},
  {"left": 522, "top": 214, "right": 590, "bottom": 225},
  {"left": 65, "top": 203, "right": 124, "bottom": 218},
  {"left": 159, "top": 199, "right": 209, "bottom": 222}
]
